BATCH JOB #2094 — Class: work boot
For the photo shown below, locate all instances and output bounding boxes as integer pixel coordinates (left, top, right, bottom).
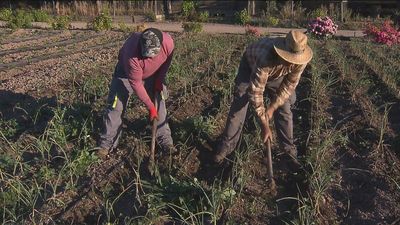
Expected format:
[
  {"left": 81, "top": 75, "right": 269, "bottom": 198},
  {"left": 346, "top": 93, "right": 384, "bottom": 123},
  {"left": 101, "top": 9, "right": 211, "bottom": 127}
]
[{"left": 284, "top": 148, "right": 302, "bottom": 172}]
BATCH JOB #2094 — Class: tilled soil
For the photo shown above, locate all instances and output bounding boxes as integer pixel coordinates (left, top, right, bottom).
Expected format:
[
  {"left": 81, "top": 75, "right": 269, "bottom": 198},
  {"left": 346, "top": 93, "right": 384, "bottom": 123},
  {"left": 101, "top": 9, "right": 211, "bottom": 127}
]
[
  {"left": 2, "top": 28, "right": 399, "bottom": 225},
  {"left": 321, "top": 42, "right": 400, "bottom": 225}
]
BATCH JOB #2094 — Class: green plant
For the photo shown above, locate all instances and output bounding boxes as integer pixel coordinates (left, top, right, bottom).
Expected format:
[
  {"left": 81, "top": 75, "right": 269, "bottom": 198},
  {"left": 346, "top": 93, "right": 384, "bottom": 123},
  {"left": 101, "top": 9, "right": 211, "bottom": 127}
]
[
  {"left": 32, "top": 9, "right": 51, "bottom": 22},
  {"left": 309, "top": 6, "right": 328, "bottom": 19},
  {"left": 182, "top": 22, "right": 203, "bottom": 33},
  {"left": 51, "top": 15, "right": 71, "bottom": 30},
  {"left": 118, "top": 22, "right": 134, "bottom": 33},
  {"left": 197, "top": 11, "right": 209, "bottom": 23},
  {"left": 144, "top": 10, "right": 156, "bottom": 22},
  {"left": 0, "top": 8, "right": 12, "bottom": 21},
  {"left": 182, "top": 0, "right": 196, "bottom": 19},
  {"left": 235, "top": 9, "right": 251, "bottom": 25},
  {"left": 8, "top": 9, "right": 33, "bottom": 29},
  {"left": 90, "top": 12, "right": 112, "bottom": 31},
  {"left": 265, "top": 15, "right": 279, "bottom": 26},
  {"left": 80, "top": 74, "right": 109, "bottom": 103},
  {"left": 0, "top": 118, "right": 19, "bottom": 139}
]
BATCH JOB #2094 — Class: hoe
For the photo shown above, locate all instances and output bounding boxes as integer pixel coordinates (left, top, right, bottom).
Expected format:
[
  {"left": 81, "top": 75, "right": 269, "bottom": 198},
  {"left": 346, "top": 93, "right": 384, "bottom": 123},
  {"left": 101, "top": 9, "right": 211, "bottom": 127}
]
[
  {"left": 266, "top": 132, "right": 277, "bottom": 196},
  {"left": 149, "top": 92, "right": 159, "bottom": 174}
]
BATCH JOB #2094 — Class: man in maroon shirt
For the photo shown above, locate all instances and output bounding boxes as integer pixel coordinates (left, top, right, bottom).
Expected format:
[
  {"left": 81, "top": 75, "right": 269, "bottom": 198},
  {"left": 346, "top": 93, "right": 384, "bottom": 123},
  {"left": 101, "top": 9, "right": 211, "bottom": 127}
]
[{"left": 97, "top": 28, "right": 175, "bottom": 158}]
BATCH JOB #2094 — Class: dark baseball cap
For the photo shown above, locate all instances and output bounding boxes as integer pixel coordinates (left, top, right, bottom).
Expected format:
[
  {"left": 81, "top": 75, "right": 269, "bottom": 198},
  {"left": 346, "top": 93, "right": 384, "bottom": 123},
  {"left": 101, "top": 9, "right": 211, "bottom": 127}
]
[{"left": 140, "top": 28, "right": 163, "bottom": 58}]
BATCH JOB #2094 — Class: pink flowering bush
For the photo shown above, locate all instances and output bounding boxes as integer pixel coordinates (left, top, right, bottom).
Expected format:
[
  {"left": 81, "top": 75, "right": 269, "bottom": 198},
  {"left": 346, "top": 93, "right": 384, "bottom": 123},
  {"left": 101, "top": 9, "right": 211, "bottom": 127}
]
[
  {"left": 307, "top": 16, "right": 338, "bottom": 39},
  {"left": 245, "top": 25, "right": 261, "bottom": 37},
  {"left": 364, "top": 20, "right": 400, "bottom": 46}
]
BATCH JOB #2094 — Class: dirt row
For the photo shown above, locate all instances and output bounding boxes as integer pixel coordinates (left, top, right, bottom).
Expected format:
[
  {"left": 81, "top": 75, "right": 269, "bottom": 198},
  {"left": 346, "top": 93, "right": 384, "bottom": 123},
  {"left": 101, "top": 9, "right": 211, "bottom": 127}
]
[{"left": 321, "top": 41, "right": 400, "bottom": 225}]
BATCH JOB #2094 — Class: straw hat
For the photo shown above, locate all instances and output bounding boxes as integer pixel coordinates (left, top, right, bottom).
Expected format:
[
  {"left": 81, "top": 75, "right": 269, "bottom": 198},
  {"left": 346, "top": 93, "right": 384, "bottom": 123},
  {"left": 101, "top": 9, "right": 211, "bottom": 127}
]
[{"left": 273, "top": 30, "right": 313, "bottom": 65}]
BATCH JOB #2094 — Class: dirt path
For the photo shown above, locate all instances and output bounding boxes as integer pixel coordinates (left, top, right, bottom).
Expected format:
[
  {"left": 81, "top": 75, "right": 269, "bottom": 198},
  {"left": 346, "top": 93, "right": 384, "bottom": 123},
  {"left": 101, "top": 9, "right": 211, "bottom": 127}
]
[{"left": 0, "top": 20, "right": 365, "bottom": 37}]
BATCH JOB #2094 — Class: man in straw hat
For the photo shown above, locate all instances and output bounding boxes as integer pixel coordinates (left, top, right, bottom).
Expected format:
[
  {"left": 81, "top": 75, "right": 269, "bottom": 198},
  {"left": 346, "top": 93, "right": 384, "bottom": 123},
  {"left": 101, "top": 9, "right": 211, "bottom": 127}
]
[
  {"left": 96, "top": 28, "right": 176, "bottom": 158},
  {"left": 213, "top": 30, "right": 313, "bottom": 169}
]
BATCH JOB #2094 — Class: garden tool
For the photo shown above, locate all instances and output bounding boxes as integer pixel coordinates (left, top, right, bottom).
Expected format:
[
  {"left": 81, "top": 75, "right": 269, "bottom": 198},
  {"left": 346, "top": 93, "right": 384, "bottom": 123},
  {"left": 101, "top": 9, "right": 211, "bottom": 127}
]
[
  {"left": 149, "top": 91, "right": 159, "bottom": 172},
  {"left": 265, "top": 138, "right": 277, "bottom": 196}
]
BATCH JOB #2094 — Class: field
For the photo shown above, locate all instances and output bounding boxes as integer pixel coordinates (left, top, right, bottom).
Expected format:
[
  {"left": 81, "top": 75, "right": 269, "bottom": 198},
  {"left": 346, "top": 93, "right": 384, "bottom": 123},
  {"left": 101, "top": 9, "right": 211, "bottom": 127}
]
[{"left": 0, "top": 28, "right": 400, "bottom": 225}]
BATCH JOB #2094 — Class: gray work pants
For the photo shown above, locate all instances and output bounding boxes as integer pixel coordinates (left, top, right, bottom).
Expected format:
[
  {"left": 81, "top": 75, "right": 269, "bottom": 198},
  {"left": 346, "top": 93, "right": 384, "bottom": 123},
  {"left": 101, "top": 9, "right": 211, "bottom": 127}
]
[
  {"left": 218, "top": 55, "right": 297, "bottom": 156},
  {"left": 99, "top": 63, "right": 173, "bottom": 150}
]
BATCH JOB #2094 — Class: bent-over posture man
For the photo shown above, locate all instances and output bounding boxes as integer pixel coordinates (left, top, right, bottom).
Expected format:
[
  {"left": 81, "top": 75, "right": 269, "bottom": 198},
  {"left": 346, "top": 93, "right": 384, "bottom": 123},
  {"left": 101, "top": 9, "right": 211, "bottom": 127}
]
[
  {"left": 213, "top": 31, "right": 313, "bottom": 167},
  {"left": 97, "top": 28, "right": 175, "bottom": 158}
]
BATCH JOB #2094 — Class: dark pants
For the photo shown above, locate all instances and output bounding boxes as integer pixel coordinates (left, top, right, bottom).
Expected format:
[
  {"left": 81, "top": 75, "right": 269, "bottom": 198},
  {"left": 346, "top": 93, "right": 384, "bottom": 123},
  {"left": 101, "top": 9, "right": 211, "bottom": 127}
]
[
  {"left": 99, "top": 62, "right": 173, "bottom": 150},
  {"left": 218, "top": 55, "right": 297, "bottom": 156}
]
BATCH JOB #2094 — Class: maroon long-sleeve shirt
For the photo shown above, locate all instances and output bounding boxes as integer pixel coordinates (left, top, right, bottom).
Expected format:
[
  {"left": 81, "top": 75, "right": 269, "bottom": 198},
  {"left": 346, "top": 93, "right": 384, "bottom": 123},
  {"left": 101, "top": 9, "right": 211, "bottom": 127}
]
[{"left": 118, "top": 32, "right": 174, "bottom": 110}]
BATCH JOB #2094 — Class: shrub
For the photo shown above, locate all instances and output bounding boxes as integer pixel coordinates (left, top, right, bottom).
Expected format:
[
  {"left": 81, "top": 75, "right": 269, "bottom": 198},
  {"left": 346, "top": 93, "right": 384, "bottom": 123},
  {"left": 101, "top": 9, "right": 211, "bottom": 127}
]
[
  {"left": 245, "top": 25, "right": 261, "bottom": 37},
  {"left": 364, "top": 20, "right": 400, "bottom": 46},
  {"left": 235, "top": 9, "right": 251, "bottom": 25},
  {"left": 308, "top": 16, "right": 338, "bottom": 39},
  {"left": 182, "top": 0, "right": 196, "bottom": 18},
  {"left": 197, "top": 11, "right": 209, "bottom": 23},
  {"left": 51, "top": 15, "right": 71, "bottom": 30},
  {"left": 118, "top": 22, "right": 133, "bottom": 33},
  {"left": 182, "top": 22, "right": 202, "bottom": 33},
  {"left": 0, "top": 8, "right": 12, "bottom": 21},
  {"left": 32, "top": 9, "right": 51, "bottom": 22},
  {"left": 144, "top": 10, "right": 156, "bottom": 22},
  {"left": 90, "top": 12, "right": 112, "bottom": 31},
  {"left": 309, "top": 6, "right": 328, "bottom": 19},
  {"left": 8, "top": 9, "right": 33, "bottom": 29},
  {"left": 265, "top": 15, "right": 279, "bottom": 26}
]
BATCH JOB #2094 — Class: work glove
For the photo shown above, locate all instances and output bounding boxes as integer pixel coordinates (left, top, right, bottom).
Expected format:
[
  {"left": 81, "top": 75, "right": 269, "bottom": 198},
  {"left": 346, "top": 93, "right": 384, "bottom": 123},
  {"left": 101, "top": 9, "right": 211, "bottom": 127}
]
[
  {"left": 154, "top": 77, "right": 163, "bottom": 93},
  {"left": 149, "top": 106, "right": 158, "bottom": 121}
]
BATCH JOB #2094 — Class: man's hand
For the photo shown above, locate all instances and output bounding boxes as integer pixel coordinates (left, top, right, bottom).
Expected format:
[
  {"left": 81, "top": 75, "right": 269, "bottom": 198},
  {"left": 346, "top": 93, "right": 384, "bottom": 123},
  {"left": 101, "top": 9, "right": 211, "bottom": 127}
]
[
  {"left": 261, "top": 119, "right": 273, "bottom": 143},
  {"left": 154, "top": 77, "right": 163, "bottom": 92},
  {"left": 266, "top": 107, "right": 274, "bottom": 121},
  {"left": 149, "top": 106, "right": 158, "bottom": 121}
]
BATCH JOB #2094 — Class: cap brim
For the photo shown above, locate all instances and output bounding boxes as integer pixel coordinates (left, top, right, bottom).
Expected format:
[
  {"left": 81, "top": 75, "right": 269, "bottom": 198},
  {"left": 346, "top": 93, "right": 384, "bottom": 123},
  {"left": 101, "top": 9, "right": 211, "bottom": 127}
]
[{"left": 273, "top": 38, "right": 313, "bottom": 65}]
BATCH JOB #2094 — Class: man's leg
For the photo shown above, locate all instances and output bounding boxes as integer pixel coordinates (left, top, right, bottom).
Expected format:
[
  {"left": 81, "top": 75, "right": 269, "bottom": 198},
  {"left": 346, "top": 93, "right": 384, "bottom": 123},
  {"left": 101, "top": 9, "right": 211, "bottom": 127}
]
[
  {"left": 144, "top": 78, "right": 174, "bottom": 150},
  {"left": 265, "top": 77, "right": 298, "bottom": 159},
  {"left": 99, "top": 77, "right": 132, "bottom": 152},
  {"left": 273, "top": 92, "right": 297, "bottom": 157},
  {"left": 214, "top": 56, "right": 251, "bottom": 163}
]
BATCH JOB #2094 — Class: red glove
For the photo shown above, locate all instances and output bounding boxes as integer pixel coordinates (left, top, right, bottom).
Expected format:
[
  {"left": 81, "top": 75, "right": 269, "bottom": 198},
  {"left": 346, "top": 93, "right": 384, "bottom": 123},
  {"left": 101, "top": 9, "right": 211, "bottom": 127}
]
[
  {"left": 154, "top": 77, "right": 163, "bottom": 92},
  {"left": 149, "top": 106, "right": 158, "bottom": 121}
]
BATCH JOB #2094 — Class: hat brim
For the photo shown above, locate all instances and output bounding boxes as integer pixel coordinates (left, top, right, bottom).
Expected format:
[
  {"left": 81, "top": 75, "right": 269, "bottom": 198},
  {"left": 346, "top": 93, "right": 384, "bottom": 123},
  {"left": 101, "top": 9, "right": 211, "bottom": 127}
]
[{"left": 273, "top": 37, "right": 313, "bottom": 65}]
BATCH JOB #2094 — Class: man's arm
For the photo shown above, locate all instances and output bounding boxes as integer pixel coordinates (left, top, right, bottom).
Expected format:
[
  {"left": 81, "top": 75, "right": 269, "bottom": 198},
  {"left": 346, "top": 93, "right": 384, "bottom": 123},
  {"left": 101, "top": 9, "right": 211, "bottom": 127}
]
[
  {"left": 126, "top": 58, "right": 154, "bottom": 110},
  {"left": 248, "top": 67, "right": 270, "bottom": 123},
  {"left": 154, "top": 50, "right": 174, "bottom": 83},
  {"left": 268, "top": 64, "right": 306, "bottom": 111}
]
